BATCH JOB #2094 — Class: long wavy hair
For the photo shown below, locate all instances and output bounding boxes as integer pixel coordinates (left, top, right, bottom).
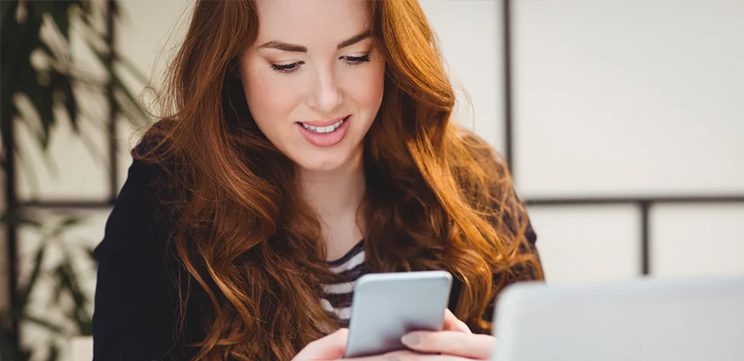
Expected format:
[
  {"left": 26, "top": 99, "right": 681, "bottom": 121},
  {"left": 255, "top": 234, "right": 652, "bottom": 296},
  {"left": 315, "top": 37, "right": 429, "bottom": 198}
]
[{"left": 136, "top": 0, "right": 543, "bottom": 359}]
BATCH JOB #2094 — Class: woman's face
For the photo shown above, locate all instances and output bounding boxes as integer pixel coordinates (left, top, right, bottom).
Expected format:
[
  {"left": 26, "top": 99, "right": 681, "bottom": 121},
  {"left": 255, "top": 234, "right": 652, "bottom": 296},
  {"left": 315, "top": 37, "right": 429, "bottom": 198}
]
[{"left": 240, "top": 0, "right": 385, "bottom": 172}]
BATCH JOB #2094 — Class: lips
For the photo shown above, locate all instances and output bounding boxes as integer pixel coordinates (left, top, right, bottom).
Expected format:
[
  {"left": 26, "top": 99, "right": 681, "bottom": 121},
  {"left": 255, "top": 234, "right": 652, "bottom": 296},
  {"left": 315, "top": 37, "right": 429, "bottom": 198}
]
[
  {"left": 300, "top": 115, "right": 349, "bottom": 127},
  {"left": 296, "top": 115, "right": 351, "bottom": 147}
]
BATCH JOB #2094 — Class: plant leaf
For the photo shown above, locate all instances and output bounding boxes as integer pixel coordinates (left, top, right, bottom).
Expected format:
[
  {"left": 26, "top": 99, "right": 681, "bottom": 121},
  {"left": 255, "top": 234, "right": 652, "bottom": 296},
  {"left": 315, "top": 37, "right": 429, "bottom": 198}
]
[
  {"left": 112, "top": 81, "right": 150, "bottom": 126},
  {"left": 17, "top": 62, "right": 55, "bottom": 149},
  {"left": 44, "top": 343, "right": 60, "bottom": 361},
  {"left": 0, "top": 210, "right": 43, "bottom": 228},
  {"left": 43, "top": 214, "right": 83, "bottom": 242},
  {"left": 22, "top": 314, "right": 66, "bottom": 335},
  {"left": 114, "top": 53, "right": 150, "bottom": 85},
  {"left": 61, "top": 71, "right": 79, "bottom": 132},
  {"left": 55, "top": 254, "right": 92, "bottom": 334},
  {"left": 82, "top": 35, "right": 150, "bottom": 126},
  {"left": 1, "top": 0, "right": 44, "bottom": 138},
  {"left": 33, "top": 1, "right": 73, "bottom": 41},
  {"left": 15, "top": 244, "right": 46, "bottom": 311}
]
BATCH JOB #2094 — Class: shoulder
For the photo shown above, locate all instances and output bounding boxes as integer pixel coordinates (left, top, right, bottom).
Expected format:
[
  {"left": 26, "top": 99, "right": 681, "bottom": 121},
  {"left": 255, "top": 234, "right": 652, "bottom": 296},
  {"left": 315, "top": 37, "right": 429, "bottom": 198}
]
[
  {"left": 132, "top": 119, "right": 179, "bottom": 176},
  {"left": 92, "top": 121, "right": 202, "bottom": 360},
  {"left": 94, "top": 121, "right": 179, "bottom": 256}
]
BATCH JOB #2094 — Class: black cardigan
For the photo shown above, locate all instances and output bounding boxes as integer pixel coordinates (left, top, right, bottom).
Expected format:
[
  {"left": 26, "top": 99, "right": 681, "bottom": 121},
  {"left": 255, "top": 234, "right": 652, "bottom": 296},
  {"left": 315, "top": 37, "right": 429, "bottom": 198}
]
[{"left": 92, "top": 156, "right": 539, "bottom": 360}]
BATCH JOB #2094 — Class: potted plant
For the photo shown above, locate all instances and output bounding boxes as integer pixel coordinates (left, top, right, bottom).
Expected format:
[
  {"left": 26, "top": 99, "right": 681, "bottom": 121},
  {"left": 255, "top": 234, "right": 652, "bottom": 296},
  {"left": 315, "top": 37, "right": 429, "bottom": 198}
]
[{"left": 1, "top": 1, "right": 149, "bottom": 359}]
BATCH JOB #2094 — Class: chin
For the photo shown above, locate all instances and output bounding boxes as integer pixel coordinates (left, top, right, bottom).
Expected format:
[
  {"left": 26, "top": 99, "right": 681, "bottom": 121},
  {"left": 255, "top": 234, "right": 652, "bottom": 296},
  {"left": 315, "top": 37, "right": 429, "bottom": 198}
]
[
  {"left": 292, "top": 148, "right": 360, "bottom": 173},
  {"left": 295, "top": 157, "right": 347, "bottom": 172}
]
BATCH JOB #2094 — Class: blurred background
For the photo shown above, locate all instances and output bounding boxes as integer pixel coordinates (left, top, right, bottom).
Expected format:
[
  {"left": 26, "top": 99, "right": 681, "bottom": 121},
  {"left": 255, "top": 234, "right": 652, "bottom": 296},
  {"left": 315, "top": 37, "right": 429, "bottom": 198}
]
[{"left": 1, "top": 0, "right": 743, "bottom": 360}]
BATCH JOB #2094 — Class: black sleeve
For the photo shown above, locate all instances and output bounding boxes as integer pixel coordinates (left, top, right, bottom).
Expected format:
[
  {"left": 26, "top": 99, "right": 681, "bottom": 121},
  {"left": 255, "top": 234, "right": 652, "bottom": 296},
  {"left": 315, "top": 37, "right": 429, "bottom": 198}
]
[{"left": 92, "top": 158, "right": 180, "bottom": 360}]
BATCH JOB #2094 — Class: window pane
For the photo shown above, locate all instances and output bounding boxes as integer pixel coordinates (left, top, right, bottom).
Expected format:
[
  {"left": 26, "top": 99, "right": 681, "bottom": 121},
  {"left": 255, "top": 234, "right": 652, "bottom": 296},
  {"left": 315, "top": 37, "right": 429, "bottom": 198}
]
[
  {"left": 513, "top": 0, "right": 744, "bottom": 196},
  {"left": 528, "top": 205, "right": 641, "bottom": 284}
]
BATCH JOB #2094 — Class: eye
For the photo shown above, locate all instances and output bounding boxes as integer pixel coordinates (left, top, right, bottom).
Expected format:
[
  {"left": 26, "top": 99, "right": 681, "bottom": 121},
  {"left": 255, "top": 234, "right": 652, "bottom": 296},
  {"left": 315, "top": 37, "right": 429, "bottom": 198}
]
[
  {"left": 271, "top": 61, "right": 304, "bottom": 73},
  {"left": 340, "top": 54, "right": 370, "bottom": 65}
]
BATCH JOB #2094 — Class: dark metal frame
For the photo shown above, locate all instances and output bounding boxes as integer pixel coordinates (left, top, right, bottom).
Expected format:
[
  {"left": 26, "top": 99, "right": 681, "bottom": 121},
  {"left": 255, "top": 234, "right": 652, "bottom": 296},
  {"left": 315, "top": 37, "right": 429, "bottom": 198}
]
[
  {"left": 501, "top": 0, "right": 744, "bottom": 276},
  {"left": 2, "top": 64, "right": 21, "bottom": 351}
]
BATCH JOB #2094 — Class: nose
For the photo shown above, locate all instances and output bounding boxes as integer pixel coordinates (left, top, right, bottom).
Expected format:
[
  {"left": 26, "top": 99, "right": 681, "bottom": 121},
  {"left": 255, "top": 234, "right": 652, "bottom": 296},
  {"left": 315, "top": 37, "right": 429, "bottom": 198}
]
[{"left": 306, "top": 66, "right": 343, "bottom": 116}]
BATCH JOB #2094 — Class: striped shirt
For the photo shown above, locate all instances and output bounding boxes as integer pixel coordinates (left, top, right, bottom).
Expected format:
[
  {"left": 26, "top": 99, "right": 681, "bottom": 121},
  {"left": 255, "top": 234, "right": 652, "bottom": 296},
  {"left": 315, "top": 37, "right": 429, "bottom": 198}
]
[{"left": 320, "top": 240, "right": 368, "bottom": 327}]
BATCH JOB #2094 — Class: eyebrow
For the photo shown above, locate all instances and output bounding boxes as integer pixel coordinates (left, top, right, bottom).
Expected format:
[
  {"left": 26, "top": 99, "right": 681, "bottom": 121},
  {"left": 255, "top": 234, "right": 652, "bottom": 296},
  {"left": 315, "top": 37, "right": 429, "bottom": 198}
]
[{"left": 258, "top": 30, "right": 372, "bottom": 53}]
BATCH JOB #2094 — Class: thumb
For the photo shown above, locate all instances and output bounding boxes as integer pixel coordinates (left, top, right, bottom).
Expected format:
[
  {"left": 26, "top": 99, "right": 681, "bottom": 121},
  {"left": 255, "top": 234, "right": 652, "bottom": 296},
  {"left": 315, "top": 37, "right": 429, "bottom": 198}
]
[
  {"left": 292, "top": 328, "right": 349, "bottom": 361},
  {"left": 443, "top": 308, "right": 472, "bottom": 333}
]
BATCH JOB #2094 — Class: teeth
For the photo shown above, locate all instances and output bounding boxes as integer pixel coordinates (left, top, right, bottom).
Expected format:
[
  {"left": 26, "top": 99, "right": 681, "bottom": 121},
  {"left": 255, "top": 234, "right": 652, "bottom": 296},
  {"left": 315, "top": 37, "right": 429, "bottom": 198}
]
[{"left": 302, "top": 118, "right": 345, "bottom": 134}]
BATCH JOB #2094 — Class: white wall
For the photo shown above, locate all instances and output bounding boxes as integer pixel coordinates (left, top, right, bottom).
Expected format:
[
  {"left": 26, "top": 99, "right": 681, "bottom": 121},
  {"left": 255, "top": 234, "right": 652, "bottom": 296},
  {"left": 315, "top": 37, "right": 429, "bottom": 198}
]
[
  {"left": 513, "top": 0, "right": 744, "bottom": 196},
  {"left": 420, "top": 0, "right": 506, "bottom": 152},
  {"left": 512, "top": 0, "right": 744, "bottom": 283},
  {"left": 652, "top": 204, "right": 744, "bottom": 277}
]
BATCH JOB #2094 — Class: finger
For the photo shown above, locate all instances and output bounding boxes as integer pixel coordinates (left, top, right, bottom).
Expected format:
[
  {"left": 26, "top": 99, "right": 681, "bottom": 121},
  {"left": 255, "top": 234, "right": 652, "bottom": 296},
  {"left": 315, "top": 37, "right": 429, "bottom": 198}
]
[
  {"left": 343, "top": 350, "right": 472, "bottom": 361},
  {"left": 401, "top": 331, "right": 496, "bottom": 359},
  {"left": 293, "top": 328, "right": 349, "bottom": 360},
  {"left": 442, "top": 309, "right": 471, "bottom": 334}
]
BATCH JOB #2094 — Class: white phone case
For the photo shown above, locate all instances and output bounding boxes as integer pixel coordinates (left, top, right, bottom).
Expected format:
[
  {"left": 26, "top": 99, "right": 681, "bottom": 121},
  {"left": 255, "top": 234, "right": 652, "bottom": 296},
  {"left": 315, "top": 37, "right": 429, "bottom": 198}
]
[{"left": 345, "top": 270, "right": 453, "bottom": 357}]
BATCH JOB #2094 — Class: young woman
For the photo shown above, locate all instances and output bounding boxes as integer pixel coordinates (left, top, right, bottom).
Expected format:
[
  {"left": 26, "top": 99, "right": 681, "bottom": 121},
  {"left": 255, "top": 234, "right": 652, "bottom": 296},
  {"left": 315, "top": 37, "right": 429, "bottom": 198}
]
[{"left": 92, "top": 0, "right": 543, "bottom": 360}]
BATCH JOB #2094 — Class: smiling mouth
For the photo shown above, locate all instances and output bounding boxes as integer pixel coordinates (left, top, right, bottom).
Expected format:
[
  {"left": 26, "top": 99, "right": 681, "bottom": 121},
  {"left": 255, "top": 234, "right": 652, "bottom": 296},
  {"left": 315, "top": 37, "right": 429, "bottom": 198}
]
[{"left": 298, "top": 115, "right": 350, "bottom": 134}]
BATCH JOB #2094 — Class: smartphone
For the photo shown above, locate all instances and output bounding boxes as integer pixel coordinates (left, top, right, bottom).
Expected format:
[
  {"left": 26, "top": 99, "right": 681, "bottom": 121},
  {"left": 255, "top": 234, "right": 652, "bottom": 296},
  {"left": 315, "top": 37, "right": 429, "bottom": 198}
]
[{"left": 344, "top": 270, "right": 453, "bottom": 358}]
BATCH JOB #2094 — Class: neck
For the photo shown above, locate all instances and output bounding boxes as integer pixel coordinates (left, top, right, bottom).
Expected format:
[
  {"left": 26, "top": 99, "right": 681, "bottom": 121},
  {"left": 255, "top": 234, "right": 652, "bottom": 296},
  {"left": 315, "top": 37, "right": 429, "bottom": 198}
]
[
  {"left": 298, "top": 156, "right": 366, "bottom": 221},
  {"left": 297, "top": 153, "right": 366, "bottom": 254}
]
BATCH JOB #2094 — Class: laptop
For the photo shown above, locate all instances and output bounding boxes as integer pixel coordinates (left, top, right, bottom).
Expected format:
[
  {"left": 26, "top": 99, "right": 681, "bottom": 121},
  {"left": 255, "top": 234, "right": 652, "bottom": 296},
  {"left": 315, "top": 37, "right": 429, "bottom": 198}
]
[{"left": 491, "top": 276, "right": 744, "bottom": 361}]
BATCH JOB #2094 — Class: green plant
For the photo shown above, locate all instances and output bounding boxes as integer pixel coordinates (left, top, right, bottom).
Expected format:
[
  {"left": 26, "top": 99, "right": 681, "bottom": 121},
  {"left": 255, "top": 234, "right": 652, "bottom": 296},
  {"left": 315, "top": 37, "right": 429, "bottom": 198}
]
[
  {"left": 2, "top": 0, "right": 148, "bottom": 151},
  {"left": 1, "top": 212, "right": 95, "bottom": 361},
  {"left": 1, "top": 0, "right": 149, "bottom": 359}
]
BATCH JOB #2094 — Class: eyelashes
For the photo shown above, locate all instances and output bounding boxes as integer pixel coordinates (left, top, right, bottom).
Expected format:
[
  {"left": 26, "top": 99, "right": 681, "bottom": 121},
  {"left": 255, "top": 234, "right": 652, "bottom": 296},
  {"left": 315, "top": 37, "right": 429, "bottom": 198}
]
[
  {"left": 342, "top": 54, "right": 371, "bottom": 65},
  {"left": 270, "top": 54, "right": 371, "bottom": 74},
  {"left": 270, "top": 63, "right": 302, "bottom": 73}
]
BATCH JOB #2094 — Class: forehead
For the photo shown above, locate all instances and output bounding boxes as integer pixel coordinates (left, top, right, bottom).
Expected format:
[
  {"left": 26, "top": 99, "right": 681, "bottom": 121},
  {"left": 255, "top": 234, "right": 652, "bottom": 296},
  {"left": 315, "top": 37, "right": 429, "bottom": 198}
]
[{"left": 253, "top": 0, "right": 371, "bottom": 47}]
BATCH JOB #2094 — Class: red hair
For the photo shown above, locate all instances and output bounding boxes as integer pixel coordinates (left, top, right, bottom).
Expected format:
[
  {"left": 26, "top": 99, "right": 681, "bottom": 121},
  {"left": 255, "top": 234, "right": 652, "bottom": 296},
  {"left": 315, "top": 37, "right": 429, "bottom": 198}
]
[{"left": 137, "top": 0, "right": 543, "bottom": 359}]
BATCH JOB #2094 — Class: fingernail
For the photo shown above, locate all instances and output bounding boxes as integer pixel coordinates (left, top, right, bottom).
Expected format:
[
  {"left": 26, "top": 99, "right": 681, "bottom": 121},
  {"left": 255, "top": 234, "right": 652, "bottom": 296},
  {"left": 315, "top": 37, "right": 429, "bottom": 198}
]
[{"left": 401, "top": 333, "right": 420, "bottom": 346}]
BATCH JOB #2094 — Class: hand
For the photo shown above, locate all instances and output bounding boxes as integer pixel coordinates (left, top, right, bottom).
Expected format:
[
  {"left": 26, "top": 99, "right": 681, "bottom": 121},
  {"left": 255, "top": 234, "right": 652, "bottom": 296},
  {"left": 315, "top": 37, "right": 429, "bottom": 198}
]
[
  {"left": 391, "top": 309, "right": 494, "bottom": 360},
  {"left": 292, "top": 310, "right": 496, "bottom": 360}
]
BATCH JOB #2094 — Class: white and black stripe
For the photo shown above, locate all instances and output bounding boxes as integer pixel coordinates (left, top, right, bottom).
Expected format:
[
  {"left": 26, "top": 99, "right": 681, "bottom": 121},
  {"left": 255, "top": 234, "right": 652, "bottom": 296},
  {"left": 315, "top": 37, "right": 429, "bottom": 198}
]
[{"left": 320, "top": 240, "right": 367, "bottom": 326}]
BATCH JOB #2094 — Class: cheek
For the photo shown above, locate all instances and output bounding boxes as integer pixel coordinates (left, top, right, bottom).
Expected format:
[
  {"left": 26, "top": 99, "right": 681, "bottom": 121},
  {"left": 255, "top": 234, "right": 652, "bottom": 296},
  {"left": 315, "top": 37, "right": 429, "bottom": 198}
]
[
  {"left": 243, "top": 62, "right": 299, "bottom": 127},
  {"left": 344, "top": 63, "right": 385, "bottom": 111}
]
